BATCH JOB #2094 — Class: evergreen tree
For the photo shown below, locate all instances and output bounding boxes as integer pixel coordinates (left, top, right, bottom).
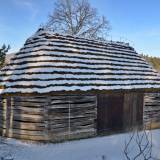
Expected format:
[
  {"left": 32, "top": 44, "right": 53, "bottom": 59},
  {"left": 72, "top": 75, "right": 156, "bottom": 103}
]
[
  {"left": 141, "top": 54, "right": 160, "bottom": 71},
  {"left": 0, "top": 44, "right": 10, "bottom": 67}
]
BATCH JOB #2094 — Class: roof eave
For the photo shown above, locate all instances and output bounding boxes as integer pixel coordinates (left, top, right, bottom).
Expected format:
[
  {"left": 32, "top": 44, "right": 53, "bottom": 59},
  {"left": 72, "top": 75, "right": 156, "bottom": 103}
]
[{"left": 1, "top": 88, "right": 160, "bottom": 97}]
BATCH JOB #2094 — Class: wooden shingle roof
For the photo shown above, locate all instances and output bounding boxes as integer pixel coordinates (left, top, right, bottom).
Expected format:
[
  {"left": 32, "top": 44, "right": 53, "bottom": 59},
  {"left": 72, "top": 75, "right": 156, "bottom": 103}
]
[{"left": 0, "top": 29, "right": 160, "bottom": 94}]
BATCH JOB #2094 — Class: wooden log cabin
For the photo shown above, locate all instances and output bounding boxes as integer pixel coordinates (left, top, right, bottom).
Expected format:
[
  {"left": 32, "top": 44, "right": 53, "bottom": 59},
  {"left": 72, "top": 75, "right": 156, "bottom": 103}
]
[{"left": 0, "top": 28, "right": 160, "bottom": 142}]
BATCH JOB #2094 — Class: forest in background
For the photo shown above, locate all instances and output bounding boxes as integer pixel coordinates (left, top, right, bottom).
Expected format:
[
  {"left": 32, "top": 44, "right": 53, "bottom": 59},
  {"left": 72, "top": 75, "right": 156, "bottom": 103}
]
[{"left": 141, "top": 54, "right": 160, "bottom": 72}]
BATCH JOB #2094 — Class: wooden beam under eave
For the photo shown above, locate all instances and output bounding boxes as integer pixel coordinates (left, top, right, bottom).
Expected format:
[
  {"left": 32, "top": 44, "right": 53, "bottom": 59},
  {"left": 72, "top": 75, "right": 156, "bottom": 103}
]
[{"left": 1, "top": 87, "right": 160, "bottom": 97}]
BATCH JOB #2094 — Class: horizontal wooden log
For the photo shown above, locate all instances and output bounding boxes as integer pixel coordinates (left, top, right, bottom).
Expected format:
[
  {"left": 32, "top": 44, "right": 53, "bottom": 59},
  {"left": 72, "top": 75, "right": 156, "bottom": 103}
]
[
  {"left": 49, "top": 128, "right": 96, "bottom": 137},
  {"left": 70, "top": 102, "right": 96, "bottom": 108},
  {"left": 13, "top": 115, "right": 44, "bottom": 123},
  {"left": 144, "top": 93, "right": 160, "bottom": 127},
  {"left": 13, "top": 96, "right": 47, "bottom": 100},
  {"left": 12, "top": 109, "right": 44, "bottom": 115},
  {"left": 48, "top": 109, "right": 96, "bottom": 116},
  {"left": 0, "top": 122, "right": 45, "bottom": 131},
  {"left": 50, "top": 98, "right": 96, "bottom": 105},
  {"left": 11, "top": 105, "right": 44, "bottom": 111},
  {"left": 47, "top": 102, "right": 96, "bottom": 109},
  {"left": 0, "top": 94, "right": 97, "bottom": 142},
  {"left": 14, "top": 99, "right": 46, "bottom": 103},
  {"left": 70, "top": 124, "right": 95, "bottom": 132},
  {"left": 0, "top": 109, "right": 44, "bottom": 116},
  {"left": 49, "top": 118, "right": 95, "bottom": 127},
  {"left": 47, "top": 114, "right": 96, "bottom": 121},
  {"left": 13, "top": 102, "right": 45, "bottom": 107},
  {"left": 16, "top": 105, "right": 43, "bottom": 112},
  {"left": 49, "top": 120, "right": 94, "bottom": 130},
  {"left": 6, "top": 128, "right": 45, "bottom": 136},
  {"left": 70, "top": 108, "right": 96, "bottom": 114},
  {"left": 6, "top": 132, "right": 48, "bottom": 141}
]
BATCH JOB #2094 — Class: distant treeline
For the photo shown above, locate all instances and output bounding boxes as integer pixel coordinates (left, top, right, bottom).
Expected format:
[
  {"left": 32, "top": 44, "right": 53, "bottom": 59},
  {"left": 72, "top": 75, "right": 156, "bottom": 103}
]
[{"left": 141, "top": 54, "right": 160, "bottom": 72}]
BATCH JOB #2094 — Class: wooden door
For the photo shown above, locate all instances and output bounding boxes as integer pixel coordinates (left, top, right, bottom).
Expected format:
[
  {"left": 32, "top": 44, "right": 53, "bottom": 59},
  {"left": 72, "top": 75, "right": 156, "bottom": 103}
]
[{"left": 97, "top": 94, "right": 124, "bottom": 134}]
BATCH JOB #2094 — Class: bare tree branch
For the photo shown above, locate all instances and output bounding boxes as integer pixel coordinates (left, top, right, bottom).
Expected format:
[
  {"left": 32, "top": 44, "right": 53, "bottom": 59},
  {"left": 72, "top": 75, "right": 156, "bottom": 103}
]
[
  {"left": 123, "top": 124, "right": 155, "bottom": 160},
  {"left": 45, "top": 0, "right": 111, "bottom": 39}
]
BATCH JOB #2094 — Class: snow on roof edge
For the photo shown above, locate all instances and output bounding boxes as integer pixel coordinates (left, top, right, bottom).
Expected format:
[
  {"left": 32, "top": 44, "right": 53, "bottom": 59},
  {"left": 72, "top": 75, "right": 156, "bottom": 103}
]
[{"left": 27, "top": 28, "right": 132, "bottom": 48}]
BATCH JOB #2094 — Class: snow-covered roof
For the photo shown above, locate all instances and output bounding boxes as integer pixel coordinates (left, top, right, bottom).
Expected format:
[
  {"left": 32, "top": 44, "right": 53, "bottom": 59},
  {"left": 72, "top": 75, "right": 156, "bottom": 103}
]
[{"left": 0, "top": 29, "right": 160, "bottom": 94}]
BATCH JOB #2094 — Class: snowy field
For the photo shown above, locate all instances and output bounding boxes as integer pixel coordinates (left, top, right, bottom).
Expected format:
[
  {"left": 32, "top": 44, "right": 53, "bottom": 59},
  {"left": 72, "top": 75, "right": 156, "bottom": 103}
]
[{"left": 0, "top": 129, "right": 160, "bottom": 160}]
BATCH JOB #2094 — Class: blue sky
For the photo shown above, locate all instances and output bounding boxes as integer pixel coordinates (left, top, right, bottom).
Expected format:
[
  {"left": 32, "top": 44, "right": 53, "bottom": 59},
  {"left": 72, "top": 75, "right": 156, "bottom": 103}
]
[{"left": 0, "top": 0, "right": 160, "bottom": 57}]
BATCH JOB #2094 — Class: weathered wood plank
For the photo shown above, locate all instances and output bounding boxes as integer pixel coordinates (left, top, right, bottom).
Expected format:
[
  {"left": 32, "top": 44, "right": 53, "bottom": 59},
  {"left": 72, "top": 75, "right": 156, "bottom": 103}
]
[
  {"left": 6, "top": 128, "right": 45, "bottom": 136},
  {"left": 47, "top": 115, "right": 96, "bottom": 120},
  {"left": 13, "top": 109, "right": 44, "bottom": 115},
  {"left": 0, "top": 94, "right": 97, "bottom": 142},
  {"left": 48, "top": 102, "right": 96, "bottom": 109},
  {"left": 97, "top": 93, "right": 124, "bottom": 132},
  {"left": 13, "top": 102, "right": 45, "bottom": 107},
  {"left": 13, "top": 115, "right": 44, "bottom": 123},
  {"left": 6, "top": 132, "right": 48, "bottom": 141},
  {"left": 144, "top": 92, "right": 160, "bottom": 127}
]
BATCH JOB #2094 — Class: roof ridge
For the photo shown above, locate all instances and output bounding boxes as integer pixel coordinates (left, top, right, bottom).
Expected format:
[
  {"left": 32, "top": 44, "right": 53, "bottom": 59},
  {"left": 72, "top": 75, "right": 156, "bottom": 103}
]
[{"left": 28, "top": 28, "right": 132, "bottom": 48}]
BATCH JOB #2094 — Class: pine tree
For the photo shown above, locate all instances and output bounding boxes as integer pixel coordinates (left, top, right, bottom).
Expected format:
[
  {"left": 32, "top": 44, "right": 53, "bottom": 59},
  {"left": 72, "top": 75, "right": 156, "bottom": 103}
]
[
  {"left": 141, "top": 53, "right": 160, "bottom": 71},
  {"left": 0, "top": 44, "right": 10, "bottom": 67}
]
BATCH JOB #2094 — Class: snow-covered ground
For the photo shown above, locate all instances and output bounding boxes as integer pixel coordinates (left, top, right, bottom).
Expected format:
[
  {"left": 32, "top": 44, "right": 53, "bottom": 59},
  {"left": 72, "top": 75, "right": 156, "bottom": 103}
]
[{"left": 0, "top": 129, "right": 160, "bottom": 160}]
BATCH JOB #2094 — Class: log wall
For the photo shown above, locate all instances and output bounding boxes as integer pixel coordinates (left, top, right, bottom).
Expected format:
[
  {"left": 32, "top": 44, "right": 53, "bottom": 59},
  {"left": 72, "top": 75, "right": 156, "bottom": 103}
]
[
  {"left": 0, "top": 92, "right": 147, "bottom": 142},
  {"left": 0, "top": 95, "right": 97, "bottom": 142},
  {"left": 144, "top": 92, "right": 160, "bottom": 129}
]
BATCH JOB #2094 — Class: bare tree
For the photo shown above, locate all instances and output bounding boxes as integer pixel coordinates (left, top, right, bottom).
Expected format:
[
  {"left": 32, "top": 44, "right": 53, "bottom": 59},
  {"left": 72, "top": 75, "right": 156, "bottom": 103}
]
[
  {"left": 123, "top": 122, "right": 160, "bottom": 160},
  {"left": 45, "top": 0, "right": 110, "bottom": 39},
  {"left": 124, "top": 128, "right": 153, "bottom": 160}
]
